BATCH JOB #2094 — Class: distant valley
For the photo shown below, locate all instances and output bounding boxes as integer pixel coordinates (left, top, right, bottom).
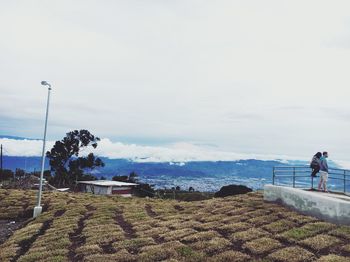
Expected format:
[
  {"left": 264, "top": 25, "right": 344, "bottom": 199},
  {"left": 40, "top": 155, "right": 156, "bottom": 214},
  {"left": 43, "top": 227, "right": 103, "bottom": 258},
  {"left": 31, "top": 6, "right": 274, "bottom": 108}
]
[{"left": 2, "top": 156, "right": 303, "bottom": 191}]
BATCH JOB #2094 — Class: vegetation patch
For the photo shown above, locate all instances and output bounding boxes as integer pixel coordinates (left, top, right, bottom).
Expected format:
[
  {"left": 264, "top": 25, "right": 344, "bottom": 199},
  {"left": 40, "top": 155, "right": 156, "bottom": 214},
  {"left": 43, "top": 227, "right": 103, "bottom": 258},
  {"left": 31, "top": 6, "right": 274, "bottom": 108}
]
[
  {"left": 316, "top": 254, "right": 350, "bottom": 262},
  {"left": 195, "top": 221, "right": 222, "bottom": 231},
  {"left": 328, "top": 226, "right": 350, "bottom": 240},
  {"left": 209, "top": 250, "right": 251, "bottom": 262},
  {"left": 279, "top": 222, "right": 336, "bottom": 242},
  {"left": 267, "top": 246, "right": 315, "bottom": 262},
  {"left": 138, "top": 241, "right": 184, "bottom": 262},
  {"left": 197, "top": 214, "right": 226, "bottom": 223},
  {"left": 246, "top": 214, "right": 279, "bottom": 226},
  {"left": 75, "top": 244, "right": 103, "bottom": 256},
  {"left": 243, "top": 237, "right": 283, "bottom": 255},
  {"left": 263, "top": 219, "right": 298, "bottom": 234},
  {"left": 175, "top": 246, "right": 206, "bottom": 261},
  {"left": 299, "top": 234, "right": 342, "bottom": 252},
  {"left": 217, "top": 222, "right": 251, "bottom": 235},
  {"left": 182, "top": 231, "right": 220, "bottom": 243},
  {"left": 226, "top": 207, "right": 255, "bottom": 216},
  {"left": 230, "top": 228, "right": 270, "bottom": 242},
  {"left": 287, "top": 214, "right": 319, "bottom": 225},
  {"left": 190, "top": 237, "right": 231, "bottom": 254},
  {"left": 84, "top": 249, "right": 136, "bottom": 262},
  {"left": 160, "top": 228, "right": 197, "bottom": 242},
  {"left": 246, "top": 209, "right": 271, "bottom": 218},
  {"left": 170, "top": 220, "right": 202, "bottom": 230},
  {"left": 342, "top": 244, "right": 350, "bottom": 253},
  {"left": 138, "top": 227, "right": 169, "bottom": 239}
]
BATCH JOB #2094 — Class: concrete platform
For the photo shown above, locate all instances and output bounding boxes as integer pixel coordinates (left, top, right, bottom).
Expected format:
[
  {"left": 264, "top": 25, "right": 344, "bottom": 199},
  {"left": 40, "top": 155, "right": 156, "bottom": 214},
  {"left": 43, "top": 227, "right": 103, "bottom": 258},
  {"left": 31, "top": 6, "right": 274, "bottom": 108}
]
[{"left": 264, "top": 184, "right": 350, "bottom": 225}]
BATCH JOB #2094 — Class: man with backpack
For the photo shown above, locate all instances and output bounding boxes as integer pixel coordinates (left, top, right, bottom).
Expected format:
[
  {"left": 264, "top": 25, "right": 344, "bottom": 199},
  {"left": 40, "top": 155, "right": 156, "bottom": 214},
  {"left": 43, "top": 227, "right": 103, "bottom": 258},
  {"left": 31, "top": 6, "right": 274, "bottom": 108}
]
[{"left": 318, "top": 151, "right": 329, "bottom": 192}]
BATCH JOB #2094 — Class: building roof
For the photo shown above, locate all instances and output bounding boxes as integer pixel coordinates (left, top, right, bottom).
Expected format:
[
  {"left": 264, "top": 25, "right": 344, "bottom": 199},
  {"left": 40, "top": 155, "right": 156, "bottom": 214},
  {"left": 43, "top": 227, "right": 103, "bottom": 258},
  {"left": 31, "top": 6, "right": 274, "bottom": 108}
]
[
  {"left": 56, "top": 188, "right": 70, "bottom": 192},
  {"left": 77, "top": 180, "right": 138, "bottom": 187}
]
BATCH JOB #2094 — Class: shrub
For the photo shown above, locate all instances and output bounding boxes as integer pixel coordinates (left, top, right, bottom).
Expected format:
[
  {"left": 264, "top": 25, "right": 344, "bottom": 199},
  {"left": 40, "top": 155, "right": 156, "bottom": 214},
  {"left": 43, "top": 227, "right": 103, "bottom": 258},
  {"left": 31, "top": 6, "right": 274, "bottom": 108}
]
[{"left": 214, "top": 185, "right": 252, "bottom": 198}]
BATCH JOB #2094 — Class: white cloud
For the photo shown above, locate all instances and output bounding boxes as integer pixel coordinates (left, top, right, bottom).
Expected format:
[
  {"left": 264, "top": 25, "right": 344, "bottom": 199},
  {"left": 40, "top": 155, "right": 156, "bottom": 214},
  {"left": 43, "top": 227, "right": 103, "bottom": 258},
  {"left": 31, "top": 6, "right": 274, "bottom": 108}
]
[
  {"left": 0, "top": 137, "right": 331, "bottom": 163},
  {"left": 2, "top": 137, "right": 350, "bottom": 168},
  {"left": 0, "top": 138, "right": 54, "bottom": 157}
]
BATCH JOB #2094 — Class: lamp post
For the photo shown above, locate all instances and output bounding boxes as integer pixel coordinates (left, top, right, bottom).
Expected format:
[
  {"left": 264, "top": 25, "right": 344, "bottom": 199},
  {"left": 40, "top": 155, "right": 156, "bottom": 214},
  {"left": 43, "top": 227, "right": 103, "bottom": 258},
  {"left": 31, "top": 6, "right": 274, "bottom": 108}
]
[{"left": 33, "top": 81, "right": 52, "bottom": 218}]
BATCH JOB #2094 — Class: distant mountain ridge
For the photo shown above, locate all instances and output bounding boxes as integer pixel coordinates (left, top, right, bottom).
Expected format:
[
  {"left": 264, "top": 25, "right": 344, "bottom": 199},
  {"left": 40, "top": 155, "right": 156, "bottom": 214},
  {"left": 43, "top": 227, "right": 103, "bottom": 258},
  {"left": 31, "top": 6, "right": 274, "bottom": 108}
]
[
  {"left": 2, "top": 156, "right": 295, "bottom": 175},
  {"left": 2, "top": 156, "right": 299, "bottom": 191}
]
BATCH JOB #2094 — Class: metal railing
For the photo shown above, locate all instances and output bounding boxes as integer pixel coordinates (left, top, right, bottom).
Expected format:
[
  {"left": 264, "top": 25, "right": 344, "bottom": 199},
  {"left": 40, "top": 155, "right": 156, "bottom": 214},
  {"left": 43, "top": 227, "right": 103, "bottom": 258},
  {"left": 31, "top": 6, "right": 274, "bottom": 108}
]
[{"left": 272, "top": 166, "right": 350, "bottom": 195}]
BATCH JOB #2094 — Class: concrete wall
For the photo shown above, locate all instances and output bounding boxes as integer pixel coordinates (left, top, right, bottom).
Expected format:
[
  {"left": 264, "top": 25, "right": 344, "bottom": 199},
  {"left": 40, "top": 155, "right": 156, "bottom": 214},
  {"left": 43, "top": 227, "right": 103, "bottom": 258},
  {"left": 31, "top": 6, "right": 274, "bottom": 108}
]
[
  {"left": 264, "top": 184, "right": 350, "bottom": 225},
  {"left": 85, "top": 185, "right": 109, "bottom": 195},
  {"left": 82, "top": 185, "right": 132, "bottom": 197}
]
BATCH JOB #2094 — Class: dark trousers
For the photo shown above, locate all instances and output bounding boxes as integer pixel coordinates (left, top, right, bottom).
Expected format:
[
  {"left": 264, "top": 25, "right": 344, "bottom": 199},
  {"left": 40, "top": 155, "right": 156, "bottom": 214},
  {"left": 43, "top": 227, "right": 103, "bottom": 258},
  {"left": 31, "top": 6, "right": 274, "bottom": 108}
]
[{"left": 311, "top": 166, "right": 320, "bottom": 177}]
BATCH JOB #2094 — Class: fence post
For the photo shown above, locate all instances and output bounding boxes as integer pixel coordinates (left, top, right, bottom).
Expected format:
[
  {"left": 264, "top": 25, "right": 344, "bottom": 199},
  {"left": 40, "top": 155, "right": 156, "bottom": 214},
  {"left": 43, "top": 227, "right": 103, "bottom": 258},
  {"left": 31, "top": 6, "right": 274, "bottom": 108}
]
[
  {"left": 293, "top": 167, "right": 296, "bottom": 188},
  {"left": 344, "top": 170, "right": 346, "bottom": 194},
  {"left": 273, "top": 167, "right": 275, "bottom": 185}
]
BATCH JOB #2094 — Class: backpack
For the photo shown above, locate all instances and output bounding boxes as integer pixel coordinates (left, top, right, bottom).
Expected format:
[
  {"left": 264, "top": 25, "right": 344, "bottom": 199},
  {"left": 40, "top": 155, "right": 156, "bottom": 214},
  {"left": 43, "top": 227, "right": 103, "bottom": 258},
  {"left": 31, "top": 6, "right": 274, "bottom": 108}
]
[{"left": 310, "top": 156, "right": 320, "bottom": 169}]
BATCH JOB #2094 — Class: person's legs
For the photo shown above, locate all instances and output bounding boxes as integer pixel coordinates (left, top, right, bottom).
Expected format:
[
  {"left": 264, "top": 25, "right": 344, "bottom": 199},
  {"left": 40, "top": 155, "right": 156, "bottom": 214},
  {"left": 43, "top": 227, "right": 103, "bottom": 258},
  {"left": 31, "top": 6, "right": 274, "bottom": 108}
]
[
  {"left": 318, "top": 171, "right": 326, "bottom": 191},
  {"left": 323, "top": 173, "right": 328, "bottom": 192},
  {"left": 311, "top": 169, "right": 317, "bottom": 177},
  {"left": 311, "top": 166, "right": 319, "bottom": 177},
  {"left": 318, "top": 176, "right": 323, "bottom": 191}
]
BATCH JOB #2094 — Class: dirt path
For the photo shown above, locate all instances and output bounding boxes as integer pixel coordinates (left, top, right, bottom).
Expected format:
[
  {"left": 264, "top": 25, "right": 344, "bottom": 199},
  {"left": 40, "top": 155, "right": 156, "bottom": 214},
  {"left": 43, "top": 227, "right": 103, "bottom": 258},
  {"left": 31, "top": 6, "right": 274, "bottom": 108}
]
[
  {"left": 145, "top": 204, "right": 157, "bottom": 217},
  {"left": 115, "top": 213, "right": 135, "bottom": 239},
  {"left": 68, "top": 207, "right": 93, "bottom": 262}
]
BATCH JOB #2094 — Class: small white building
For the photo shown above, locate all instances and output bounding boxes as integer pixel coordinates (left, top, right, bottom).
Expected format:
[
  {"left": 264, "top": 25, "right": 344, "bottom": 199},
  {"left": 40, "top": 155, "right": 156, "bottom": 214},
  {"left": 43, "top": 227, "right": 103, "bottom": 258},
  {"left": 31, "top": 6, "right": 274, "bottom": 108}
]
[{"left": 77, "top": 180, "right": 138, "bottom": 197}]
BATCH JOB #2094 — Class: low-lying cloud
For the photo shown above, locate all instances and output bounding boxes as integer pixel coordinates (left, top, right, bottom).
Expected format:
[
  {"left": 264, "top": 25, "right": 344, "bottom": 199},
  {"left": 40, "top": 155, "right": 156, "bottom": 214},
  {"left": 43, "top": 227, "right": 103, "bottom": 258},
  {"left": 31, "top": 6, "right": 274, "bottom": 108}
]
[{"left": 0, "top": 137, "right": 300, "bottom": 163}]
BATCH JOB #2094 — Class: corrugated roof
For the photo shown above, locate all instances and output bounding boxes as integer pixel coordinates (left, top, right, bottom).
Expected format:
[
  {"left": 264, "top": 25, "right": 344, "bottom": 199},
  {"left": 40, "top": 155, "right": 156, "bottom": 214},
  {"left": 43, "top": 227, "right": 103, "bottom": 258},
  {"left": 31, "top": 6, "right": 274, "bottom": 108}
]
[{"left": 77, "top": 180, "right": 138, "bottom": 186}]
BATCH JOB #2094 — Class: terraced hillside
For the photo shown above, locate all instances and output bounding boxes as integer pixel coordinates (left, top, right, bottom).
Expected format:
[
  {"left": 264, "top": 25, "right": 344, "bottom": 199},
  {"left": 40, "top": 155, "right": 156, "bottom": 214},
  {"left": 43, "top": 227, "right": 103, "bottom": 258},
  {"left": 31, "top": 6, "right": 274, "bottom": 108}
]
[{"left": 0, "top": 189, "right": 349, "bottom": 262}]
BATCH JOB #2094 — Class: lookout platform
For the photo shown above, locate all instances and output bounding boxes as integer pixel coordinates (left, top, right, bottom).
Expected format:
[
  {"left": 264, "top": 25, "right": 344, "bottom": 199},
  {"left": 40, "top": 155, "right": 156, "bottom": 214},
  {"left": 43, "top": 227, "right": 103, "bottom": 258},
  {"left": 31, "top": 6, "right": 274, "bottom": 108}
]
[{"left": 264, "top": 184, "right": 350, "bottom": 225}]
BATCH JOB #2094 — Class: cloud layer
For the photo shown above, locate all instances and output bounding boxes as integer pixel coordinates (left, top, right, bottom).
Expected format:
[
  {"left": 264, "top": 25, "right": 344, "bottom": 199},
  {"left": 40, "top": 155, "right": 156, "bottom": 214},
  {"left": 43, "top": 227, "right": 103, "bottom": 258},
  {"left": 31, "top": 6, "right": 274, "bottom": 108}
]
[
  {"left": 0, "top": 137, "right": 299, "bottom": 163},
  {"left": 3, "top": 137, "right": 350, "bottom": 168}
]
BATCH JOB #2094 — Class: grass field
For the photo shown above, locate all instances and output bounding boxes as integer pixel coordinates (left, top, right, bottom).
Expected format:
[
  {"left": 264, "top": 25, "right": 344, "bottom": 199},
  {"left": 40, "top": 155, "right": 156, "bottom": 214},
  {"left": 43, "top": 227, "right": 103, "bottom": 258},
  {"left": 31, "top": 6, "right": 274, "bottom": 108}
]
[{"left": 0, "top": 189, "right": 349, "bottom": 262}]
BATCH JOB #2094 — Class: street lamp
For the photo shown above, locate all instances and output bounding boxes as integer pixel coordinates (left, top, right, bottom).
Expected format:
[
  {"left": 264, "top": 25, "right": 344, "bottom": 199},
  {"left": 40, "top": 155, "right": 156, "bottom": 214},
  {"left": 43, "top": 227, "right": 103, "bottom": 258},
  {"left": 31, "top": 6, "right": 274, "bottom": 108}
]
[{"left": 33, "top": 81, "right": 52, "bottom": 218}]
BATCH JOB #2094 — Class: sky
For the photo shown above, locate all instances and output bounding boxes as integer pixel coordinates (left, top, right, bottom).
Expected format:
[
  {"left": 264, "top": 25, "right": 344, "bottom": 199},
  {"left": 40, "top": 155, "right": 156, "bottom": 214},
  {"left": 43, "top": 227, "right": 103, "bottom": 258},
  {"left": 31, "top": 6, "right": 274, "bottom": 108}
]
[{"left": 0, "top": 1, "right": 350, "bottom": 165}]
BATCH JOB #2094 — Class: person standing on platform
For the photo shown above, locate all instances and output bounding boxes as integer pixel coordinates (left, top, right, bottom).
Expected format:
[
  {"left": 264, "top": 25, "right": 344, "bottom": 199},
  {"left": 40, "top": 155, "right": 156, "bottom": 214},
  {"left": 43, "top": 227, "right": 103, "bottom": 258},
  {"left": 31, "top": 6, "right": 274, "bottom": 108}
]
[{"left": 318, "top": 152, "right": 329, "bottom": 192}]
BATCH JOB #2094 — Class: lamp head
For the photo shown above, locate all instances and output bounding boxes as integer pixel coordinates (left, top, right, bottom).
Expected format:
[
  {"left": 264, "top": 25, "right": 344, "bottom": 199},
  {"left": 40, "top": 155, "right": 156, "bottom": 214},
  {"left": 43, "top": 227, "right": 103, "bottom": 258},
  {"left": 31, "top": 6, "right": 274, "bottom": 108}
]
[{"left": 41, "top": 81, "right": 51, "bottom": 89}]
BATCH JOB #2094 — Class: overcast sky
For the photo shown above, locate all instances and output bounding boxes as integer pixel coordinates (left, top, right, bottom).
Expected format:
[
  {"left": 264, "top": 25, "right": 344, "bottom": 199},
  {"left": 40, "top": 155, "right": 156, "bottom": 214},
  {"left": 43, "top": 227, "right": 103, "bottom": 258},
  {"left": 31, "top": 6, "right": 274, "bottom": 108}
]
[{"left": 1, "top": 1, "right": 349, "bottom": 164}]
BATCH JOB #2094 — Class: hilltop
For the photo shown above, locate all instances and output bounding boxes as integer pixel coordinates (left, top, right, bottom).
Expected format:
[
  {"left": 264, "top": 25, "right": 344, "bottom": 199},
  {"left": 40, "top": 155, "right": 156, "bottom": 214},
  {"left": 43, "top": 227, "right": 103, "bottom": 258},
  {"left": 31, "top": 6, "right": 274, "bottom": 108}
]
[{"left": 0, "top": 189, "right": 349, "bottom": 262}]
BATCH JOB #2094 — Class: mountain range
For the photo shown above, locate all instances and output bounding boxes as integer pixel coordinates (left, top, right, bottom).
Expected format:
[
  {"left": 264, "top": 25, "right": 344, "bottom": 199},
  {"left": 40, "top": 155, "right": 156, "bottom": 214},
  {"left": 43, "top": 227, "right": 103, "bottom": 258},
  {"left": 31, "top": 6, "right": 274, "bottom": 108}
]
[{"left": 2, "top": 155, "right": 302, "bottom": 191}]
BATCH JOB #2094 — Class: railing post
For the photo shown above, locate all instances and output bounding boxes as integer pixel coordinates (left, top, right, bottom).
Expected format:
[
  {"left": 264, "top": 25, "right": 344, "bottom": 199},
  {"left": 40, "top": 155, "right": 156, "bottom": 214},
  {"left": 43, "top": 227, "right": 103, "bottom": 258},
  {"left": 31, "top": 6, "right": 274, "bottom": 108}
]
[
  {"left": 344, "top": 170, "right": 346, "bottom": 194},
  {"left": 293, "top": 167, "right": 296, "bottom": 188},
  {"left": 273, "top": 167, "right": 275, "bottom": 185}
]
